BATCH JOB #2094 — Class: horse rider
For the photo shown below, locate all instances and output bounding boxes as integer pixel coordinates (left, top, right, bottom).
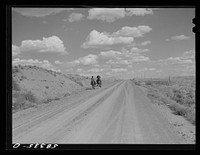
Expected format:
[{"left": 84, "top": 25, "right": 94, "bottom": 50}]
[{"left": 91, "top": 76, "right": 95, "bottom": 89}]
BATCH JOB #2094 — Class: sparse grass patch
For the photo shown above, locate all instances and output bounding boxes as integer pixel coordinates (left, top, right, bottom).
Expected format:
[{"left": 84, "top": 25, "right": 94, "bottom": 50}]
[
  {"left": 12, "top": 90, "right": 38, "bottom": 112},
  {"left": 12, "top": 78, "right": 21, "bottom": 91},
  {"left": 23, "top": 91, "right": 38, "bottom": 103}
]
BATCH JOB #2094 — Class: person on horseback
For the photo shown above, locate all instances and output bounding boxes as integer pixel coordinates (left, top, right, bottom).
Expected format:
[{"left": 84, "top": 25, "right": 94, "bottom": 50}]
[
  {"left": 96, "top": 75, "right": 101, "bottom": 87},
  {"left": 91, "top": 76, "right": 95, "bottom": 89}
]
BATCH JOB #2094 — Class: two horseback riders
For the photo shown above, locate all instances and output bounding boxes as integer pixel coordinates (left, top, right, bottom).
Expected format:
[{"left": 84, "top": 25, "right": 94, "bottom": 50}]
[{"left": 91, "top": 75, "right": 101, "bottom": 89}]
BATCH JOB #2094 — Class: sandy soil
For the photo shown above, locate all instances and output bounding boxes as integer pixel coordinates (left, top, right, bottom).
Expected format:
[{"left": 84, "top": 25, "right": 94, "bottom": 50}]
[{"left": 13, "top": 80, "right": 192, "bottom": 144}]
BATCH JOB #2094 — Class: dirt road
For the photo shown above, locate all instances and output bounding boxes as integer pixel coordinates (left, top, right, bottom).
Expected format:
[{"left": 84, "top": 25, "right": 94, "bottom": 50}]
[{"left": 13, "top": 80, "right": 185, "bottom": 144}]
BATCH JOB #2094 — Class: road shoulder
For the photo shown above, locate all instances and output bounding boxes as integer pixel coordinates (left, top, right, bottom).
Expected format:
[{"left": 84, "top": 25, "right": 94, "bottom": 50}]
[{"left": 135, "top": 85, "right": 195, "bottom": 144}]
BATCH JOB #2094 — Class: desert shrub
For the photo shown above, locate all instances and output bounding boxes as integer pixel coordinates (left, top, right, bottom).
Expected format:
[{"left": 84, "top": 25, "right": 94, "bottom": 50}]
[
  {"left": 43, "top": 96, "right": 61, "bottom": 104},
  {"left": 168, "top": 102, "right": 195, "bottom": 125},
  {"left": 153, "top": 81, "right": 195, "bottom": 107},
  {"left": 168, "top": 102, "right": 188, "bottom": 116},
  {"left": 134, "top": 81, "right": 140, "bottom": 85},
  {"left": 154, "top": 80, "right": 170, "bottom": 86},
  {"left": 12, "top": 66, "right": 20, "bottom": 74},
  {"left": 13, "top": 90, "right": 37, "bottom": 104},
  {"left": 12, "top": 90, "right": 38, "bottom": 112},
  {"left": 145, "top": 81, "right": 152, "bottom": 85},
  {"left": 23, "top": 91, "right": 37, "bottom": 103},
  {"left": 185, "top": 105, "right": 195, "bottom": 125},
  {"left": 43, "top": 98, "right": 53, "bottom": 104},
  {"left": 171, "top": 89, "right": 185, "bottom": 104},
  {"left": 146, "top": 81, "right": 195, "bottom": 125},
  {"left": 169, "top": 86, "right": 195, "bottom": 107},
  {"left": 12, "top": 78, "right": 20, "bottom": 91}
]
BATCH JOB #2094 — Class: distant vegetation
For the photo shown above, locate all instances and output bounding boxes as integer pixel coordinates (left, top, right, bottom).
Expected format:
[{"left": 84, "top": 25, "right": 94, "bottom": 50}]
[{"left": 134, "top": 76, "right": 195, "bottom": 125}]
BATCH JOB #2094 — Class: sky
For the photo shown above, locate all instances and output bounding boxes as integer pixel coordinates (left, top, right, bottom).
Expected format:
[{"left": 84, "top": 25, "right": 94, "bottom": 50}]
[{"left": 12, "top": 7, "right": 195, "bottom": 79}]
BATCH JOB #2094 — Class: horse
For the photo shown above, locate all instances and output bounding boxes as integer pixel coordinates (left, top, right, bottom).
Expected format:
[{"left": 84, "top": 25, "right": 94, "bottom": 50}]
[
  {"left": 96, "top": 78, "right": 101, "bottom": 87},
  {"left": 91, "top": 80, "right": 96, "bottom": 89}
]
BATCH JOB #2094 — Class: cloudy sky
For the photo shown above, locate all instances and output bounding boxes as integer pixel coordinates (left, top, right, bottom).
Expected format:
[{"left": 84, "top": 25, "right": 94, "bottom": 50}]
[{"left": 12, "top": 7, "right": 195, "bottom": 79}]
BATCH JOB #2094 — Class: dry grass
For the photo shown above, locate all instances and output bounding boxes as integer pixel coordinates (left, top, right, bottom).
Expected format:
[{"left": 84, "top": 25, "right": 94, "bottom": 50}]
[
  {"left": 12, "top": 65, "right": 90, "bottom": 112},
  {"left": 138, "top": 76, "right": 195, "bottom": 125}
]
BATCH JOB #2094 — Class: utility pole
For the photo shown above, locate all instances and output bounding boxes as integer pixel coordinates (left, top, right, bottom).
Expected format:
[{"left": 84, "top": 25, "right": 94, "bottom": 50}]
[{"left": 168, "top": 75, "right": 171, "bottom": 85}]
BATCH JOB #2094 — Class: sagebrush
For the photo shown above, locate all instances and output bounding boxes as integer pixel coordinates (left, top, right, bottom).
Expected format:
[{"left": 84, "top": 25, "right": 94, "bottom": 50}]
[{"left": 141, "top": 76, "right": 195, "bottom": 125}]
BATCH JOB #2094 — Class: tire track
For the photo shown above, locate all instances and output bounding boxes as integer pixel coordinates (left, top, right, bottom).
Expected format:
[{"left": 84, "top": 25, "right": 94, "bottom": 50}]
[
  {"left": 13, "top": 81, "right": 124, "bottom": 143},
  {"left": 43, "top": 81, "right": 125, "bottom": 143},
  {"left": 13, "top": 80, "right": 185, "bottom": 144},
  {"left": 58, "top": 81, "right": 127, "bottom": 143},
  {"left": 13, "top": 81, "right": 120, "bottom": 128}
]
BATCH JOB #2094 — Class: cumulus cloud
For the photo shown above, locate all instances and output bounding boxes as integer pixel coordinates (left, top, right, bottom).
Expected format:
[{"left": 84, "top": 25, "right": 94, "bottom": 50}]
[
  {"left": 70, "top": 54, "right": 98, "bottom": 66},
  {"left": 67, "top": 60, "right": 80, "bottom": 67},
  {"left": 121, "top": 48, "right": 148, "bottom": 58},
  {"left": 167, "top": 35, "right": 190, "bottom": 41},
  {"left": 12, "top": 45, "right": 21, "bottom": 56},
  {"left": 82, "top": 30, "right": 133, "bottom": 48},
  {"left": 118, "top": 60, "right": 131, "bottom": 65},
  {"left": 111, "top": 68, "right": 128, "bottom": 72},
  {"left": 55, "top": 60, "right": 62, "bottom": 64},
  {"left": 82, "top": 26, "right": 152, "bottom": 48},
  {"left": 102, "top": 47, "right": 150, "bottom": 65},
  {"left": 164, "top": 57, "right": 193, "bottom": 65},
  {"left": 156, "top": 56, "right": 193, "bottom": 66},
  {"left": 179, "top": 64, "right": 195, "bottom": 75},
  {"left": 125, "top": 8, "right": 153, "bottom": 16},
  {"left": 87, "top": 8, "right": 125, "bottom": 22},
  {"left": 12, "top": 58, "right": 60, "bottom": 71},
  {"left": 113, "top": 25, "right": 152, "bottom": 37},
  {"left": 76, "top": 68, "right": 83, "bottom": 73},
  {"left": 18, "top": 36, "right": 67, "bottom": 54},
  {"left": 87, "top": 8, "right": 154, "bottom": 22},
  {"left": 150, "top": 50, "right": 195, "bottom": 69},
  {"left": 87, "top": 68, "right": 104, "bottom": 73},
  {"left": 12, "top": 8, "right": 73, "bottom": 17},
  {"left": 75, "top": 67, "right": 107, "bottom": 76},
  {"left": 166, "top": 50, "right": 195, "bottom": 65},
  {"left": 130, "top": 47, "right": 149, "bottom": 53},
  {"left": 180, "top": 50, "right": 195, "bottom": 59},
  {"left": 130, "top": 55, "right": 150, "bottom": 62},
  {"left": 100, "top": 50, "right": 122, "bottom": 58},
  {"left": 106, "top": 59, "right": 117, "bottom": 64},
  {"left": 68, "top": 13, "right": 84, "bottom": 22},
  {"left": 138, "top": 40, "right": 151, "bottom": 46},
  {"left": 78, "top": 54, "right": 98, "bottom": 65}
]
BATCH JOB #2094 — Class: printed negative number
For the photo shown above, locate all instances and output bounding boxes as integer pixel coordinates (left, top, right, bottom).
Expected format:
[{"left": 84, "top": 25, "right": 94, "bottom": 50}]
[{"left": 13, "top": 143, "right": 58, "bottom": 149}]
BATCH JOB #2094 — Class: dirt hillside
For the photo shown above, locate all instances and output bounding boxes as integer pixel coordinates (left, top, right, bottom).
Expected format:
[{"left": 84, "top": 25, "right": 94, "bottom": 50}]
[{"left": 12, "top": 65, "right": 119, "bottom": 112}]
